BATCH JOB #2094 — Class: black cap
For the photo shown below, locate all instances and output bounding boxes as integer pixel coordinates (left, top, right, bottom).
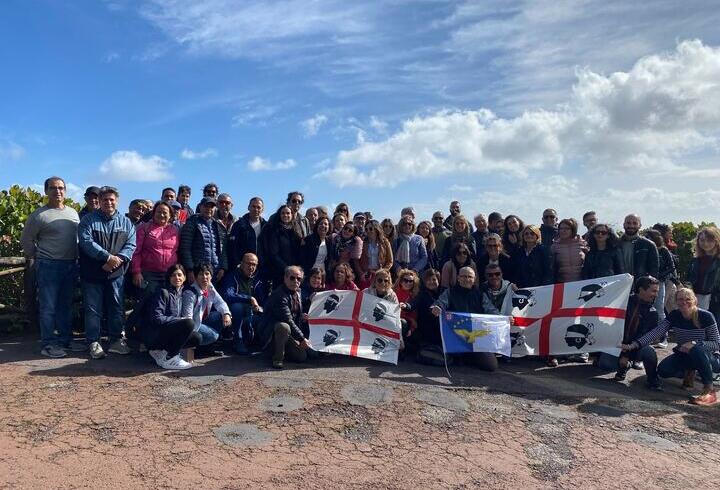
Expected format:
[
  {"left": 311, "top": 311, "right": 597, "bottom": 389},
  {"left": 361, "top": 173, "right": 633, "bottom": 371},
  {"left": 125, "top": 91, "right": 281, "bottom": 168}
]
[
  {"left": 200, "top": 197, "right": 217, "bottom": 206},
  {"left": 84, "top": 186, "right": 101, "bottom": 197},
  {"left": 166, "top": 200, "right": 182, "bottom": 210}
]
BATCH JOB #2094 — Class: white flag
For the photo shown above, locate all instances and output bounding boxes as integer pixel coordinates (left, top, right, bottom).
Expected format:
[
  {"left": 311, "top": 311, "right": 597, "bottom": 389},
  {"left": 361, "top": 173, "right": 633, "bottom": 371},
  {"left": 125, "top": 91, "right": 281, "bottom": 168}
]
[{"left": 308, "top": 290, "right": 402, "bottom": 365}]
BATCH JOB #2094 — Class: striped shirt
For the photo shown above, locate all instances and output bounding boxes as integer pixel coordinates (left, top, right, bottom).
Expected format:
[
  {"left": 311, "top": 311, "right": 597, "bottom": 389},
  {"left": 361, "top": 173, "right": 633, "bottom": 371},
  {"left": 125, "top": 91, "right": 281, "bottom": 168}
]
[{"left": 636, "top": 308, "right": 720, "bottom": 353}]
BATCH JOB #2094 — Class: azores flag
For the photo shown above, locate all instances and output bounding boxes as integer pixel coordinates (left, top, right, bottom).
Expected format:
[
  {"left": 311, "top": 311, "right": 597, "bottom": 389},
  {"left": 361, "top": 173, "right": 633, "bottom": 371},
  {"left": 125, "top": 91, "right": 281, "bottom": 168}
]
[{"left": 439, "top": 312, "right": 512, "bottom": 357}]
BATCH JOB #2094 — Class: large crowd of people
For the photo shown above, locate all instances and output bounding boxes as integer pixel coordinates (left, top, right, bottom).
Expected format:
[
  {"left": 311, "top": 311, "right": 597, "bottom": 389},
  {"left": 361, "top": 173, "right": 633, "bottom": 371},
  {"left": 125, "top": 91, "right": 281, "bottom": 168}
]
[{"left": 18, "top": 176, "right": 720, "bottom": 406}]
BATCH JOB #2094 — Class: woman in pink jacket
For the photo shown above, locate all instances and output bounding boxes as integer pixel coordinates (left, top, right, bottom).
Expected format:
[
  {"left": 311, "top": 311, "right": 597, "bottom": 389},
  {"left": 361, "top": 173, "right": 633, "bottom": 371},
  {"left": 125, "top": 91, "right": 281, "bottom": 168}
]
[
  {"left": 131, "top": 201, "right": 181, "bottom": 295},
  {"left": 551, "top": 218, "right": 586, "bottom": 284}
]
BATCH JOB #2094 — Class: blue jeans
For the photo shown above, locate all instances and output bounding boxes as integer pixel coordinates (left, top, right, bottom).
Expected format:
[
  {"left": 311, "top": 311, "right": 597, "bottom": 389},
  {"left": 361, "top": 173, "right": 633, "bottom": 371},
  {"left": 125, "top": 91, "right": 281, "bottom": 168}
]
[
  {"left": 36, "top": 259, "right": 77, "bottom": 348},
  {"left": 196, "top": 310, "right": 224, "bottom": 346},
  {"left": 81, "top": 276, "right": 125, "bottom": 343},
  {"left": 653, "top": 281, "right": 666, "bottom": 322},
  {"left": 658, "top": 347, "right": 720, "bottom": 385}
]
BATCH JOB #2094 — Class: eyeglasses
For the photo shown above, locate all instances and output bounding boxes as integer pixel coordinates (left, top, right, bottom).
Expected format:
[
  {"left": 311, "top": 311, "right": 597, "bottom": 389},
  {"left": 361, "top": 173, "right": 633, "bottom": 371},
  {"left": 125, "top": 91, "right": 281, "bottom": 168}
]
[
  {"left": 594, "top": 230, "right": 608, "bottom": 236},
  {"left": 47, "top": 186, "right": 65, "bottom": 191},
  {"left": 486, "top": 272, "right": 502, "bottom": 278},
  {"left": 432, "top": 216, "right": 443, "bottom": 220},
  {"left": 288, "top": 275, "right": 303, "bottom": 282},
  {"left": 401, "top": 277, "right": 414, "bottom": 283}
]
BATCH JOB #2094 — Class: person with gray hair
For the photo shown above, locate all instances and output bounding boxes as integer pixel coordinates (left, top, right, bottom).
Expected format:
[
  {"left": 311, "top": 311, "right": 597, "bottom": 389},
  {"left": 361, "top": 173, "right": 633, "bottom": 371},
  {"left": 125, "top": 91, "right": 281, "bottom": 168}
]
[
  {"left": 430, "top": 266, "right": 500, "bottom": 371},
  {"left": 257, "top": 265, "right": 312, "bottom": 369},
  {"left": 215, "top": 193, "right": 236, "bottom": 232}
]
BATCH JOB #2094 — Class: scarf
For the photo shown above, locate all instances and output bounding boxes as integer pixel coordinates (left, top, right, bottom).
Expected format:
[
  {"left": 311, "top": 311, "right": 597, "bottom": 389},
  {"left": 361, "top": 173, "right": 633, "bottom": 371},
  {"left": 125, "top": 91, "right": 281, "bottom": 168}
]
[{"left": 396, "top": 233, "right": 412, "bottom": 264}]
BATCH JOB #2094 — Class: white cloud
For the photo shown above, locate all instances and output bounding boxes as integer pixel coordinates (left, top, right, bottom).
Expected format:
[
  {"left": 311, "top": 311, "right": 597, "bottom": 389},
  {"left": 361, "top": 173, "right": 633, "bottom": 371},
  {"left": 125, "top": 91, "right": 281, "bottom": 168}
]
[
  {"left": 247, "top": 156, "right": 297, "bottom": 171},
  {"left": 448, "top": 184, "right": 472, "bottom": 193},
  {"left": 99, "top": 150, "right": 172, "bottom": 182},
  {"left": 0, "top": 140, "right": 25, "bottom": 161},
  {"left": 323, "top": 40, "right": 720, "bottom": 187},
  {"left": 232, "top": 105, "right": 280, "bottom": 127},
  {"left": 180, "top": 147, "right": 218, "bottom": 159},
  {"left": 103, "top": 51, "right": 120, "bottom": 63},
  {"left": 140, "top": 0, "right": 374, "bottom": 59},
  {"left": 300, "top": 114, "right": 328, "bottom": 137}
]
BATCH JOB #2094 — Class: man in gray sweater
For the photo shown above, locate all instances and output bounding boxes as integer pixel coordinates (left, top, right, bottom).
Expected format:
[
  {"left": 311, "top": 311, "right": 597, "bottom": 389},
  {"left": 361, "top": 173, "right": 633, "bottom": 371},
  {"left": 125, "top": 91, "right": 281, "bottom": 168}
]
[{"left": 20, "top": 176, "right": 80, "bottom": 358}]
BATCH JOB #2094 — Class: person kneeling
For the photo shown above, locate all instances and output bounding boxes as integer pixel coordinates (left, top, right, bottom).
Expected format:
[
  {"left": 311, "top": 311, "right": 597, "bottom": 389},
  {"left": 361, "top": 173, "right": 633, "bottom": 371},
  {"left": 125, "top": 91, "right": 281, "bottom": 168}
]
[
  {"left": 219, "top": 252, "right": 265, "bottom": 354},
  {"left": 141, "top": 264, "right": 200, "bottom": 370},
  {"left": 430, "top": 266, "right": 500, "bottom": 372},
  {"left": 623, "top": 287, "right": 720, "bottom": 406},
  {"left": 257, "top": 266, "right": 312, "bottom": 369},
  {"left": 182, "top": 263, "right": 232, "bottom": 353}
]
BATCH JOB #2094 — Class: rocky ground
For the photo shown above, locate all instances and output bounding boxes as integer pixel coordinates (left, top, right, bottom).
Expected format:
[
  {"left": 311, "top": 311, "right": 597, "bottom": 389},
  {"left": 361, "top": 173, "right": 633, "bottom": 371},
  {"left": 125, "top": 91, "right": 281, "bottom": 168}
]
[{"left": 1, "top": 336, "right": 719, "bottom": 489}]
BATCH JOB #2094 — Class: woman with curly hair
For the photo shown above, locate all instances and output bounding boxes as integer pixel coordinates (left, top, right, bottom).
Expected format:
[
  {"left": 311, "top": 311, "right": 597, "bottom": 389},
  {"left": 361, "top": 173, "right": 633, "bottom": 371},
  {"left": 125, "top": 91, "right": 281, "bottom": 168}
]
[
  {"left": 416, "top": 220, "right": 439, "bottom": 271},
  {"left": 330, "top": 221, "right": 363, "bottom": 278},
  {"left": 359, "top": 220, "right": 393, "bottom": 287},
  {"left": 502, "top": 214, "right": 525, "bottom": 257},
  {"left": 440, "top": 214, "right": 476, "bottom": 264},
  {"left": 582, "top": 223, "right": 624, "bottom": 280},
  {"left": 512, "top": 224, "right": 553, "bottom": 288},
  {"left": 327, "top": 262, "right": 359, "bottom": 291}
]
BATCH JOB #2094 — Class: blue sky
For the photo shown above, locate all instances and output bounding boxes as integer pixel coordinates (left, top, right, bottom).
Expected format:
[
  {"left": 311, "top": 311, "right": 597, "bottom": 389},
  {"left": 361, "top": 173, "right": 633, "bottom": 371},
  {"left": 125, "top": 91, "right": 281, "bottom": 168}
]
[{"left": 2, "top": 0, "right": 720, "bottom": 228}]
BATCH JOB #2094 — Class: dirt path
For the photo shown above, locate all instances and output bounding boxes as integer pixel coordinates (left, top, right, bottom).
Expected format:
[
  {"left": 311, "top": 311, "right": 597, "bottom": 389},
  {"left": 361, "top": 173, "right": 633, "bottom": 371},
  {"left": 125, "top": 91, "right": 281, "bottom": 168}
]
[{"left": 1, "top": 338, "right": 719, "bottom": 489}]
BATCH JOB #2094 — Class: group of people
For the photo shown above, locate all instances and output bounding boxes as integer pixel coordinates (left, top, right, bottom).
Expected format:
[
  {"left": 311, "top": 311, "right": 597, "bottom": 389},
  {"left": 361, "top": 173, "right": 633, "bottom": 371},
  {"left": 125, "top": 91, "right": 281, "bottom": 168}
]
[{"left": 18, "top": 176, "right": 720, "bottom": 405}]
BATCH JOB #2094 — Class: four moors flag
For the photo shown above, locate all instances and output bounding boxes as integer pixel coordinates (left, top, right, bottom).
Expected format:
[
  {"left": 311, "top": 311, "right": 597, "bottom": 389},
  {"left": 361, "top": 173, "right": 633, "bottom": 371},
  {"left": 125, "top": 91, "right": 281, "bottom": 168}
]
[
  {"left": 502, "top": 273, "right": 633, "bottom": 358},
  {"left": 308, "top": 290, "right": 402, "bottom": 365}
]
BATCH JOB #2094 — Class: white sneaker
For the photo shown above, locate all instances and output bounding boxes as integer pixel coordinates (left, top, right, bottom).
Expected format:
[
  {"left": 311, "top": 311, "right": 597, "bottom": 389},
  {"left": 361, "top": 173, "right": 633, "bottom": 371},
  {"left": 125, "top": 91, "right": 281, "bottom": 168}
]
[
  {"left": 148, "top": 349, "right": 168, "bottom": 365},
  {"left": 89, "top": 342, "right": 106, "bottom": 359},
  {"left": 159, "top": 354, "right": 192, "bottom": 370}
]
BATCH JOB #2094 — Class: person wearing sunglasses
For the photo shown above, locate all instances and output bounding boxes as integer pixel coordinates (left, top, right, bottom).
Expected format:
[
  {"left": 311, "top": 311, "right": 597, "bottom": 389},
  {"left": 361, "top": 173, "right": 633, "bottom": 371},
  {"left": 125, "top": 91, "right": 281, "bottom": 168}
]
[
  {"left": 392, "top": 216, "right": 428, "bottom": 274},
  {"left": 431, "top": 211, "right": 452, "bottom": 256},
  {"left": 330, "top": 222, "right": 363, "bottom": 279},
  {"left": 539, "top": 208, "right": 559, "bottom": 247},
  {"left": 403, "top": 269, "right": 445, "bottom": 362},
  {"left": 511, "top": 225, "right": 553, "bottom": 288},
  {"left": 258, "top": 205, "right": 302, "bottom": 290},
  {"left": 394, "top": 268, "right": 420, "bottom": 351},
  {"left": 359, "top": 220, "right": 393, "bottom": 287},
  {"left": 582, "top": 224, "right": 624, "bottom": 279},
  {"left": 286, "top": 191, "right": 311, "bottom": 239},
  {"left": 441, "top": 242, "right": 478, "bottom": 288},
  {"left": 257, "top": 265, "right": 312, "bottom": 369},
  {"left": 440, "top": 214, "right": 476, "bottom": 265},
  {"left": 476, "top": 233, "right": 515, "bottom": 284},
  {"left": 479, "top": 264, "right": 516, "bottom": 313},
  {"left": 431, "top": 266, "right": 501, "bottom": 372}
]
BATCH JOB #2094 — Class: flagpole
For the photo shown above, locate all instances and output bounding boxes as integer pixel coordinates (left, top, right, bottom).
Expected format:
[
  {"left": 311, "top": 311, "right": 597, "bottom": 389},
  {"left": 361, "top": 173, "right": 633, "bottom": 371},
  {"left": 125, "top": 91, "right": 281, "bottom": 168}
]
[{"left": 438, "top": 312, "right": 453, "bottom": 380}]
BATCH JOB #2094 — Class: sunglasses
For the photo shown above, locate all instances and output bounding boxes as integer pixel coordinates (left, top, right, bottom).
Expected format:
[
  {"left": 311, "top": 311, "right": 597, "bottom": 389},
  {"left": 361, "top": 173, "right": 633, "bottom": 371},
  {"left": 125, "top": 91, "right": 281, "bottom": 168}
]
[
  {"left": 486, "top": 272, "right": 502, "bottom": 278},
  {"left": 343, "top": 226, "right": 354, "bottom": 231},
  {"left": 594, "top": 230, "right": 608, "bottom": 236},
  {"left": 456, "top": 251, "right": 468, "bottom": 255},
  {"left": 401, "top": 278, "right": 414, "bottom": 283},
  {"left": 288, "top": 275, "right": 303, "bottom": 282}
]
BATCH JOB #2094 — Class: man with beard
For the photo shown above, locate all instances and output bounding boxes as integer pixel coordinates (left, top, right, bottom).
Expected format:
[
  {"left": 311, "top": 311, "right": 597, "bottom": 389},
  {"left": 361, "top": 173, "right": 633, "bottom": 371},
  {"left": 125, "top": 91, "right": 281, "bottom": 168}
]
[{"left": 621, "top": 214, "right": 659, "bottom": 281}]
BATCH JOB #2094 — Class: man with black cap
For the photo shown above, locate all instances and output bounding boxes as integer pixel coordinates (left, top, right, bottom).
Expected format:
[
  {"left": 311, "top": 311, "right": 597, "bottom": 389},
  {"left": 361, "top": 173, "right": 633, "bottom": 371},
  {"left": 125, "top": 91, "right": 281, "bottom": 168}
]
[
  {"left": 180, "top": 196, "right": 228, "bottom": 284},
  {"left": 79, "top": 186, "right": 100, "bottom": 220}
]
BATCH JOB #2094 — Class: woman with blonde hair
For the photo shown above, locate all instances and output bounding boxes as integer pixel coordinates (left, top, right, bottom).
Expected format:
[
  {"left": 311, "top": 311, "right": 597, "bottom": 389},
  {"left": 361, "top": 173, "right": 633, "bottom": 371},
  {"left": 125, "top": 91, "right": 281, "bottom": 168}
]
[
  {"left": 394, "top": 268, "right": 420, "bottom": 348},
  {"left": 511, "top": 224, "right": 553, "bottom": 288},
  {"left": 624, "top": 287, "right": 720, "bottom": 406},
  {"left": 416, "top": 220, "right": 439, "bottom": 271},
  {"left": 476, "top": 233, "right": 515, "bottom": 283},
  {"left": 334, "top": 203, "right": 351, "bottom": 221},
  {"left": 440, "top": 214, "right": 476, "bottom": 264},
  {"left": 392, "top": 216, "right": 427, "bottom": 274},
  {"left": 688, "top": 226, "right": 720, "bottom": 319}
]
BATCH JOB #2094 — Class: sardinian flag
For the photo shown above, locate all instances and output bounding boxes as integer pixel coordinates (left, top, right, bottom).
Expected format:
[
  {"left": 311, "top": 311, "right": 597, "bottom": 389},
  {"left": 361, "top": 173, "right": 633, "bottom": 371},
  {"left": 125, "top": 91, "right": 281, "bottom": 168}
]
[
  {"left": 501, "top": 274, "right": 633, "bottom": 358},
  {"left": 308, "top": 290, "right": 402, "bottom": 365}
]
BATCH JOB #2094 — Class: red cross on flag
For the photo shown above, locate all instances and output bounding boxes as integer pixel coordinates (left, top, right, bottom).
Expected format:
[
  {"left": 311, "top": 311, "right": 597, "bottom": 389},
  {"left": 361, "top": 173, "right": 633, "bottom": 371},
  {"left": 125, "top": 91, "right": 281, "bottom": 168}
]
[
  {"left": 308, "top": 290, "right": 402, "bottom": 365},
  {"left": 502, "top": 274, "right": 633, "bottom": 358}
]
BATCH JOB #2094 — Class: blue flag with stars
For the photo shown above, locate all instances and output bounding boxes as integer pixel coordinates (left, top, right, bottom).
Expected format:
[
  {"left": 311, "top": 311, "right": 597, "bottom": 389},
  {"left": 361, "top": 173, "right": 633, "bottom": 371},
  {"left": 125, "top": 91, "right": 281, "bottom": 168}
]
[{"left": 439, "top": 311, "right": 512, "bottom": 356}]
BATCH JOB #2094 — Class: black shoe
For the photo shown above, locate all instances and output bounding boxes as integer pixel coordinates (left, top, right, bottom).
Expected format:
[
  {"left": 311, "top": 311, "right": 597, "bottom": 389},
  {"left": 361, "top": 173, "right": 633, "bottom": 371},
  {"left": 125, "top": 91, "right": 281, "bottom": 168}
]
[
  {"left": 614, "top": 370, "right": 627, "bottom": 382},
  {"left": 646, "top": 380, "right": 663, "bottom": 391}
]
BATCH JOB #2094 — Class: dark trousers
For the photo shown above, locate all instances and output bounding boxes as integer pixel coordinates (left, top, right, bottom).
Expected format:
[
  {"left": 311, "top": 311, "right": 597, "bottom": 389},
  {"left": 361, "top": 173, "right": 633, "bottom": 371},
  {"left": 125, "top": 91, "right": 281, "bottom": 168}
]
[
  {"left": 148, "top": 318, "right": 200, "bottom": 357},
  {"left": 658, "top": 347, "right": 720, "bottom": 386},
  {"left": 457, "top": 352, "right": 498, "bottom": 372},
  {"left": 272, "top": 322, "right": 308, "bottom": 363},
  {"left": 618, "top": 345, "right": 659, "bottom": 383}
]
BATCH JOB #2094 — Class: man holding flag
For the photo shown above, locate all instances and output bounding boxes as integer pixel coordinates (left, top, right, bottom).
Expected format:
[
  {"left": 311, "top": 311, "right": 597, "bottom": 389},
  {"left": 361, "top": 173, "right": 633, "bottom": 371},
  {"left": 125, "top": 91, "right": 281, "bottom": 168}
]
[{"left": 431, "top": 266, "right": 511, "bottom": 371}]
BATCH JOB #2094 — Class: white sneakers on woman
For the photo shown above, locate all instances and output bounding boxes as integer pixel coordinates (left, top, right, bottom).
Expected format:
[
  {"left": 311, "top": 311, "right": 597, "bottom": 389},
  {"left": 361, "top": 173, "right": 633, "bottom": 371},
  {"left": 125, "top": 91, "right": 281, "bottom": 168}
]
[{"left": 149, "top": 349, "right": 192, "bottom": 370}]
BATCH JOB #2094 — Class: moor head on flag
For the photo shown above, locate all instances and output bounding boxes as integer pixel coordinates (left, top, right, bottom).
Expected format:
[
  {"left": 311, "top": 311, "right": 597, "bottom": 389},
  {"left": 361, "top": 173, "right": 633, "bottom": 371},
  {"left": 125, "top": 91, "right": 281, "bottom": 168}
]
[
  {"left": 323, "top": 329, "right": 339, "bottom": 346},
  {"left": 372, "top": 302, "right": 388, "bottom": 322},
  {"left": 323, "top": 294, "right": 342, "bottom": 314},
  {"left": 577, "top": 283, "right": 606, "bottom": 303},
  {"left": 512, "top": 289, "right": 536, "bottom": 310},
  {"left": 564, "top": 323, "right": 595, "bottom": 349}
]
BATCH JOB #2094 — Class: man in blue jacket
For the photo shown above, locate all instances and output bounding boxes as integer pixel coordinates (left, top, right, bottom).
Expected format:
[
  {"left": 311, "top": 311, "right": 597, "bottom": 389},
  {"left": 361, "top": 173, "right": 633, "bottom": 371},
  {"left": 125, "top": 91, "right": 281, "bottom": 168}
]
[
  {"left": 78, "top": 186, "right": 136, "bottom": 359},
  {"left": 219, "top": 252, "right": 265, "bottom": 354}
]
